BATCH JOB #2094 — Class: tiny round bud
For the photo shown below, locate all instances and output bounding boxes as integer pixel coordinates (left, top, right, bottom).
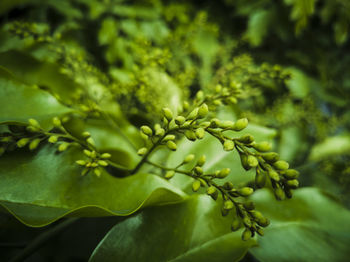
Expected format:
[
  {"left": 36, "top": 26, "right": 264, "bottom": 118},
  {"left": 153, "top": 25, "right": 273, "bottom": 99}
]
[
  {"left": 197, "top": 155, "right": 206, "bottom": 166},
  {"left": 219, "top": 120, "right": 235, "bottom": 129},
  {"left": 183, "top": 154, "right": 195, "bottom": 163},
  {"left": 17, "top": 138, "right": 30, "bottom": 148},
  {"left": 242, "top": 228, "right": 252, "bottom": 241},
  {"left": 165, "top": 170, "right": 175, "bottom": 179},
  {"left": 48, "top": 135, "right": 58, "bottom": 143},
  {"left": 101, "top": 153, "right": 112, "bottom": 159},
  {"left": 52, "top": 117, "right": 62, "bottom": 127},
  {"left": 192, "top": 180, "right": 201, "bottom": 192},
  {"left": 256, "top": 228, "right": 264, "bottom": 236},
  {"left": 233, "top": 118, "right": 248, "bottom": 131},
  {"left": 238, "top": 135, "right": 254, "bottom": 144},
  {"left": 197, "top": 103, "right": 209, "bottom": 119},
  {"left": 239, "top": 153, "right": 251, "bottom": 171},
  {"left": 273, "top": 160, "right": 289, "bottom": 170},
  {"left": 141, "top": 125, "right": 153, "bottom": 136},
  {"left": 247, "top": 155, "right": 259, "bottom": 167},
  {"left": 268, "top": 169, "right": 280, "bottom": 181},
  {"left": 28, "top": 118, "right": 40, "bottom": 128},
  {"left": 217, "top": 168, "right": 230, "bottom": 178},
  {"left": 187, "top": 108, "right": 199, "bottom": 120},
  {"left": 224, "top": 200, "right": 234, "bottom": 210},
  {"left": 155, "top": 128, "right": 165, "bottom": 137},
  {"left": 286, "top": 179, "right": 299, "bottom": 189},
  {"left": 184, "top": 130, "right": 197, "bottom": 141},
  {"left": 84, "top": 149, "right": 92, "bottom": 157},
  {"left": 166, "top": 141, "right": 177, "bottom": 151},
  {"left": 223, "top": 140, "right": 235, "bottom": 151},
  {"left": 175, "top": 116, "right": 186, "bottom": 125},
  {"left": 274, "top": 187, "right": 286, "bottom": 200},
  {"left": 98, "top": 160, "right": 108, "bottom": 167},
  {"left": 215, "top": 84, "right": 222, "bottom": 93},
  {"left": 82, "top": 131, "right": 91, "bottom": 138},
  {"left": 76, "top": 160, "right": 86, "bottom": 166},
  {"left": 261, "top": 152, "right": 279, "bottom": 163},
  {"left": 223, "top": 181, "right": 234, "bottom": 190},
  {"left": 194, "top": 166, "right": 203, "bottom": 175},
  {"left": 196, "top": 90, "right": 204, "bottom": 100},
  {"left": 29, "top": 138, "right": 41, "bottom": 150},
  {"left": 253, "top": 141, "right": 271, "bottom": 152},
  {"left": 284, "top": 169, "right": 300, "bottom": 179},
  {"left": 137, "top": 147, "right": 148, "bottom": 156},
  {"left": 195, "top": 128, "right": 205, "bottom": 139},
  {"left": 91, "top": 162, "right": 98, "bottom": 168},
  {"left": 238, "top": 187, "right": 254, "bottom": 197},
  {"left": 209, "top": 118, "right": 220, "bottom": 128},
  {"left": 255, "top": 170, "right": 266, "bottom": 188},
  {"left": 94, "top": 168, "right": 102, "bottom": 177},
  {"left": 163, "top": 135, "right": 176, "bottom": 142},
  {"left": 183, "top": 101, "right": 190, "bottom": 111},
  {"left": 162, "top": 108, "right": 173, "bottom": 121},
  {"left": 207, "top": 186, "right": 218, "bottom": 200},
  {"left": 231, "top": 219, "right": 241, "bottom": 231},
  {"left": 58, "top": 142, "right": 69, "bottom": 152},
  {"left": 86, "top": 137, "right": 95, "bottom": 146}
]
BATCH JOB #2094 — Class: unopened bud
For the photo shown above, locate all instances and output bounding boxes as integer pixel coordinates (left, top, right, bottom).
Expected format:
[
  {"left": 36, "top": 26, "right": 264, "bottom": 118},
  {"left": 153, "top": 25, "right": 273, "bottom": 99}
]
[
  {"left": 165, "top": 170, "right": 175, "bottom": 179},
  {"left": 141, "top": 125, "right": 153, "bottom": 136},
  {"left": 187, "top": 108, "right": 199, "bottom": 120},
  {"left": 217, "top": 168, "right": 230, "bottom": 178},
  {"left": 286, "top": 179, "right": 299, "bottom": 189},
  {"left": 175, "top": 116, "right": 186, "bottom": 125},
  {"left": 238, "top": 135, "right": 254, "bottom": 144},
  {"left": 255, "top": 169, "right": 266, "bottom": 188},
  {"left": 253, "top": 141, "right": 271, "bottom": 152},
  {"left": 231, "top": 218, "right": 241, "bottom": 231},
  {"left": 86, "top": 137, "right": 95, "bottom": 146},
  {"left": 183, "top": 154, "right": 195, "bottom": 163},
  {"left": 29, "top": 138, "right": 41, "bottom": 150},
  {"left": 184, "top": 130, "right": 197, "bottom": 141},
  {"left": 223, "top": 181, "right": 234, "bottom": 190},
  {"left": 223, "top": 140, "right": 235, "bottom": 151},
  {"left": 284, "top": 169, "right": 300, "bottom": 179},
  {"left": 98, "top": 160, "right": 108, "bottom": 166},
  {"left": 224, "top": 200, "right": 234, "bottom": 210},
  {"left": 82, "top": 131, "right": 91, "bottom": 138},
  {"left": 166, "top": 141, "right": 177, "bottom": 151},
  {"left": 268, "top": 168, "right": 280, "bottom": 181},
  {"left": 274, "top": 187, "right": 285, "bottom": 200},
  {"left": 17, "top": 138, "right": 30, "bottom": 148},
  {"left": 219, "top": 120, "right": 235, "bottom": 129},
  {"left": 58, "top": 142, "right": 69, "bottom": 152},
  {"left": 238, "top": 187, "right": 254, "bottom": 197},
  {"left": 247, "top": 155, "right": 258, "bottom": 167},
  {"left": 207, "top": 186, "right": 218, "bottom": 200},
  {"left": 197, "top": 103, "right": 208, "bottom": 118},
  {"left": 28, "top": 118, "right": 40, "bottom": 128},
  {"left": 52, "top": 117, "right": 62, "bottom": 127},
  {"left": 94, "top": 168, "right": 102, "bottom": 177},
  {"left": 101, "top": 153, "right": 111, "bottom": 159},
  {"left": 209, "top": 118, "right": 220, "bottom": 128},
  {"left": 233, "top": 118, "right": 248, "bottom": 131},
  {"left": 76, "top": 160, "right": 86, "bottom": 166},
  {"left": 162, "top": 108, "right": 173, "bottom": 121},
  {"left": 155, "top": 128, "right": 165, "bottom": 136},
  {"left": 194, "top": 166, "right": 203, "bottom": 175},
  {"left": 162, "top": 135, "right": 175, "bottom": 142},
  {"left": 48, "top": 135, "right": 58, "bottom": 143},
  {"left": 242, "top": 228, "right": 252, "bottom": 241},
  {"left": 195, "top": 128, "right": 205, "bottom": 139},
  {"left": 192, "top": 180, "right": 201, "bottom": 192},
  {"left": 197, "top": 155, "right": 206, "bottom": 166},
  {"left": 273, "top": 160, "right": 289, "bottom": 170},
  {"left": 137, "top": 147, "right": 148, "bottom": 156},
  {"left": 261, "top": 152, "right": 279, "bottom": 163}
]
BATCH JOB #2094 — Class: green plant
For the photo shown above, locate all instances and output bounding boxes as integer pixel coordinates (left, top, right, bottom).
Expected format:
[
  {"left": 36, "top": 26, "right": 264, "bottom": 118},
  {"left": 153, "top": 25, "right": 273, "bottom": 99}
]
[{"left": 1, "top": 1, "right": 350, "bottom": 261}]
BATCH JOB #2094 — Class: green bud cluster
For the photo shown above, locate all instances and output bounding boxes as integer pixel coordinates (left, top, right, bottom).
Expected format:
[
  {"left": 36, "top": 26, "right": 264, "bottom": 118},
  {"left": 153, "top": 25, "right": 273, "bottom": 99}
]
[{"left": 76, "top": 149, "right": 111, "bottom": 177}]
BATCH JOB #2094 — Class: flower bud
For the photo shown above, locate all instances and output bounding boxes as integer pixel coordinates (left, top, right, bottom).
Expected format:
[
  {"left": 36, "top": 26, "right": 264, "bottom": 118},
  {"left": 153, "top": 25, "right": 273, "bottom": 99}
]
[
  {"left": 76, "top": 160, "right": 86, "bottom": 166},
  {"left": 162, "top": 108, "right": 173, "bottom": 121},
  {"left": 257, "top": 217, "right": 270, "bottom": 227},
  {"left": 175, "top": 116, "right": 186, "bottom": 125},
  {"left": 268, "top": 168, "right": 280, "bottom": 181},
  {"left": 197, "top": 103, "right": 209, "bottom": 119},
  {"left": 166, "top": 141, "right": 177, "bottom": 151},
  {"left": 194, "top": 166, "right": 203, "bottom": 175},
  {"left": 192, "top": 180, "right": 201, "bottom": 192},
  {"left": 224, "top": 200, "right": 234, "bottom": 210},
  {"left": 101, "top": 153, "right": 111, "bottom": 159},
  {"left": 162, "top": 135, "right": 175, "bottom": 142},
  {"left": 155, "top": 128, "right": 165, "bottom": 136},
  {"left": 196, "top": 90, "right": 204, "bottom": 100},
  {"left": 98, "top": 160, "right": 108, "bottom": 167},
  {"left": 223, "top": 181, "right": 234, "bottom": 190},
  {"left": 137, "top": 147, "right": 148, "bottom": 156},
  {"left": 217, "top": 168, "right": 230, "bottom": 178},
  {"left": 253, "top": 141, "right": 271, "bottom": 152},
  {"left": 273, "top": 160, "right": 289, "bottom": 170},
  {"left": 256, "top": 228, "right": 264, "bottom": 236},
  {"left": 183, "top": 101, "right": 190, "bottom": 111},
  {"left": 209, "top": 118, "right": 220, "bottom": 128},
  {"left": 52, "top": 117, "right": 62, "bottom": 127},
  {"left": 238, "top": 187, "right": 254, "bottom": 197},
  {"left": 207, "top": 186, "right": 218, "bottom": 200},
  {"left": 94, "top": 168, "right": 102, "bottom": 177},
  {"left": 58, "top": 142, "right": 69, "bottom": 152},
  {"left": 247, "top": 155, "right": 259, "bottom": 167},
  {"left": 17, "top": 138, "right": 30, "bottom": 148},
  {"left": 86, "top": 137, "right": 95, "bottom": 146},
  {"left": 223, "top": 140, "right": 235, "bottom": 151},
  {"left": 48, "top": 135, "right": 58, "bottom": 143},
  {"left": 239, "top": 153, "right": 251, "bottom": 171},
  {"left": 231, "top": 218, "right": 241, "bottom": 231},
  {"left": 184, "top": 130, "right": 197, "bottom": 141},
  {"left": 242, "top": 229, "right": 252, "bottom": 241},
  {"left": 286, "top": 179, "right": 299, "bottom": 189},
  {"left": 237, "top": 134, "right": 254, "bottom": 144},
  {"left": 141, "top": 125, "right": 153, "bottom": 136},
  {"left": 183, "top": 154, "right": 195, "bottom": 163},
  {"left": 283, "top": 169, "right": 300, "bottom": 179},
  {"left": 219, "top": 120, "right": 235, "bottom": 129},
  {"left": 274, "top": 187, "right": 285, "bottom": 200},
  {"left": 255, "top": 169, "right": 266, "bottom": 188},
  {"left": 261, "top": 152, "right": 279, "bottom": 163},
  {"left": 82, "top": 131, "right": 91, "bottom": 138},
  {"left": 28, "top": 118, "right": 40, "bottom": 128},
  {"left": 233, "top": 118, "right": 248, "bottom": 131},
  {"left": 195, "top": 128, "right": 205, "bottom": 139},
  {"left": 215, "top": 84, "right": 222, "bottom": 93},
  {"left": 165, "top": 170, "right": 175, "bottom": 179},
  {"left": 187, "top": 108, "right": 199, "bottom": 120},
  {"left": 29, "top": 138, "right": 41, "bottom": 150},
  {"left": 197, "top": 155, "right": 206, "bottom": 166}
]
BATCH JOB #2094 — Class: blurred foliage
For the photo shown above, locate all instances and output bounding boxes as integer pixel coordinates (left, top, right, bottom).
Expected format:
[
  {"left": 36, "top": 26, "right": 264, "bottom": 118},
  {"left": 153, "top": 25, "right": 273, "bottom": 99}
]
[{"left": 0, "top": 0, "right": 349, "bottom": 261}]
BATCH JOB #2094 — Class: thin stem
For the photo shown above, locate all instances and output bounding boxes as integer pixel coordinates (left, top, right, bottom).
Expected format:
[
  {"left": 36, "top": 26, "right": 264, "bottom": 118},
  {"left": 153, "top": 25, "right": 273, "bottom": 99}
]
[{"left": 9, "top": 218, "right": 79, "bottom": 262}]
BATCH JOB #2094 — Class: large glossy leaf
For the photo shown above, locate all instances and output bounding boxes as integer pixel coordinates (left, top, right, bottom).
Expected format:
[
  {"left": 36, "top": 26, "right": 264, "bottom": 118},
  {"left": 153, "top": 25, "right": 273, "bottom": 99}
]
[
  {"left": 166, "top": 121, "right": 276, "bottom": 192},
  {"left": 249, "top": 188, "right": 350, "bottom": 262},
  {"left": 89, "top": 195, "right": 256, "bottom": 262},
  {"left": 0, "top": 145, "right": 186, "bottom": 227},
  {"left": 0, "top": 66, "right": 72, "bottom": 128}
]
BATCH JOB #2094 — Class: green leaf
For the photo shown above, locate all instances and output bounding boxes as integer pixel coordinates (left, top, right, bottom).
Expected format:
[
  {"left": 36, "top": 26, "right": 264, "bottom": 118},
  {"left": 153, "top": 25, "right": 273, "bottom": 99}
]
[
  {"left": 89, "top": 195, "right": 256, "bottom": 262},
  {"left": 0, "top": 145, "right": 186, "bottom": 227},
  {"left": 284, "top": 0, "right": 317, "bottom": 34},
  {"left": 250, "top": 188, "right": 350, "bottom": 262},
  {"left": 0, "top": 66, "right": 72, "bottom": 128},
  {"left": 309, "top": 134, "right": 350, "bottom": 161}
]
